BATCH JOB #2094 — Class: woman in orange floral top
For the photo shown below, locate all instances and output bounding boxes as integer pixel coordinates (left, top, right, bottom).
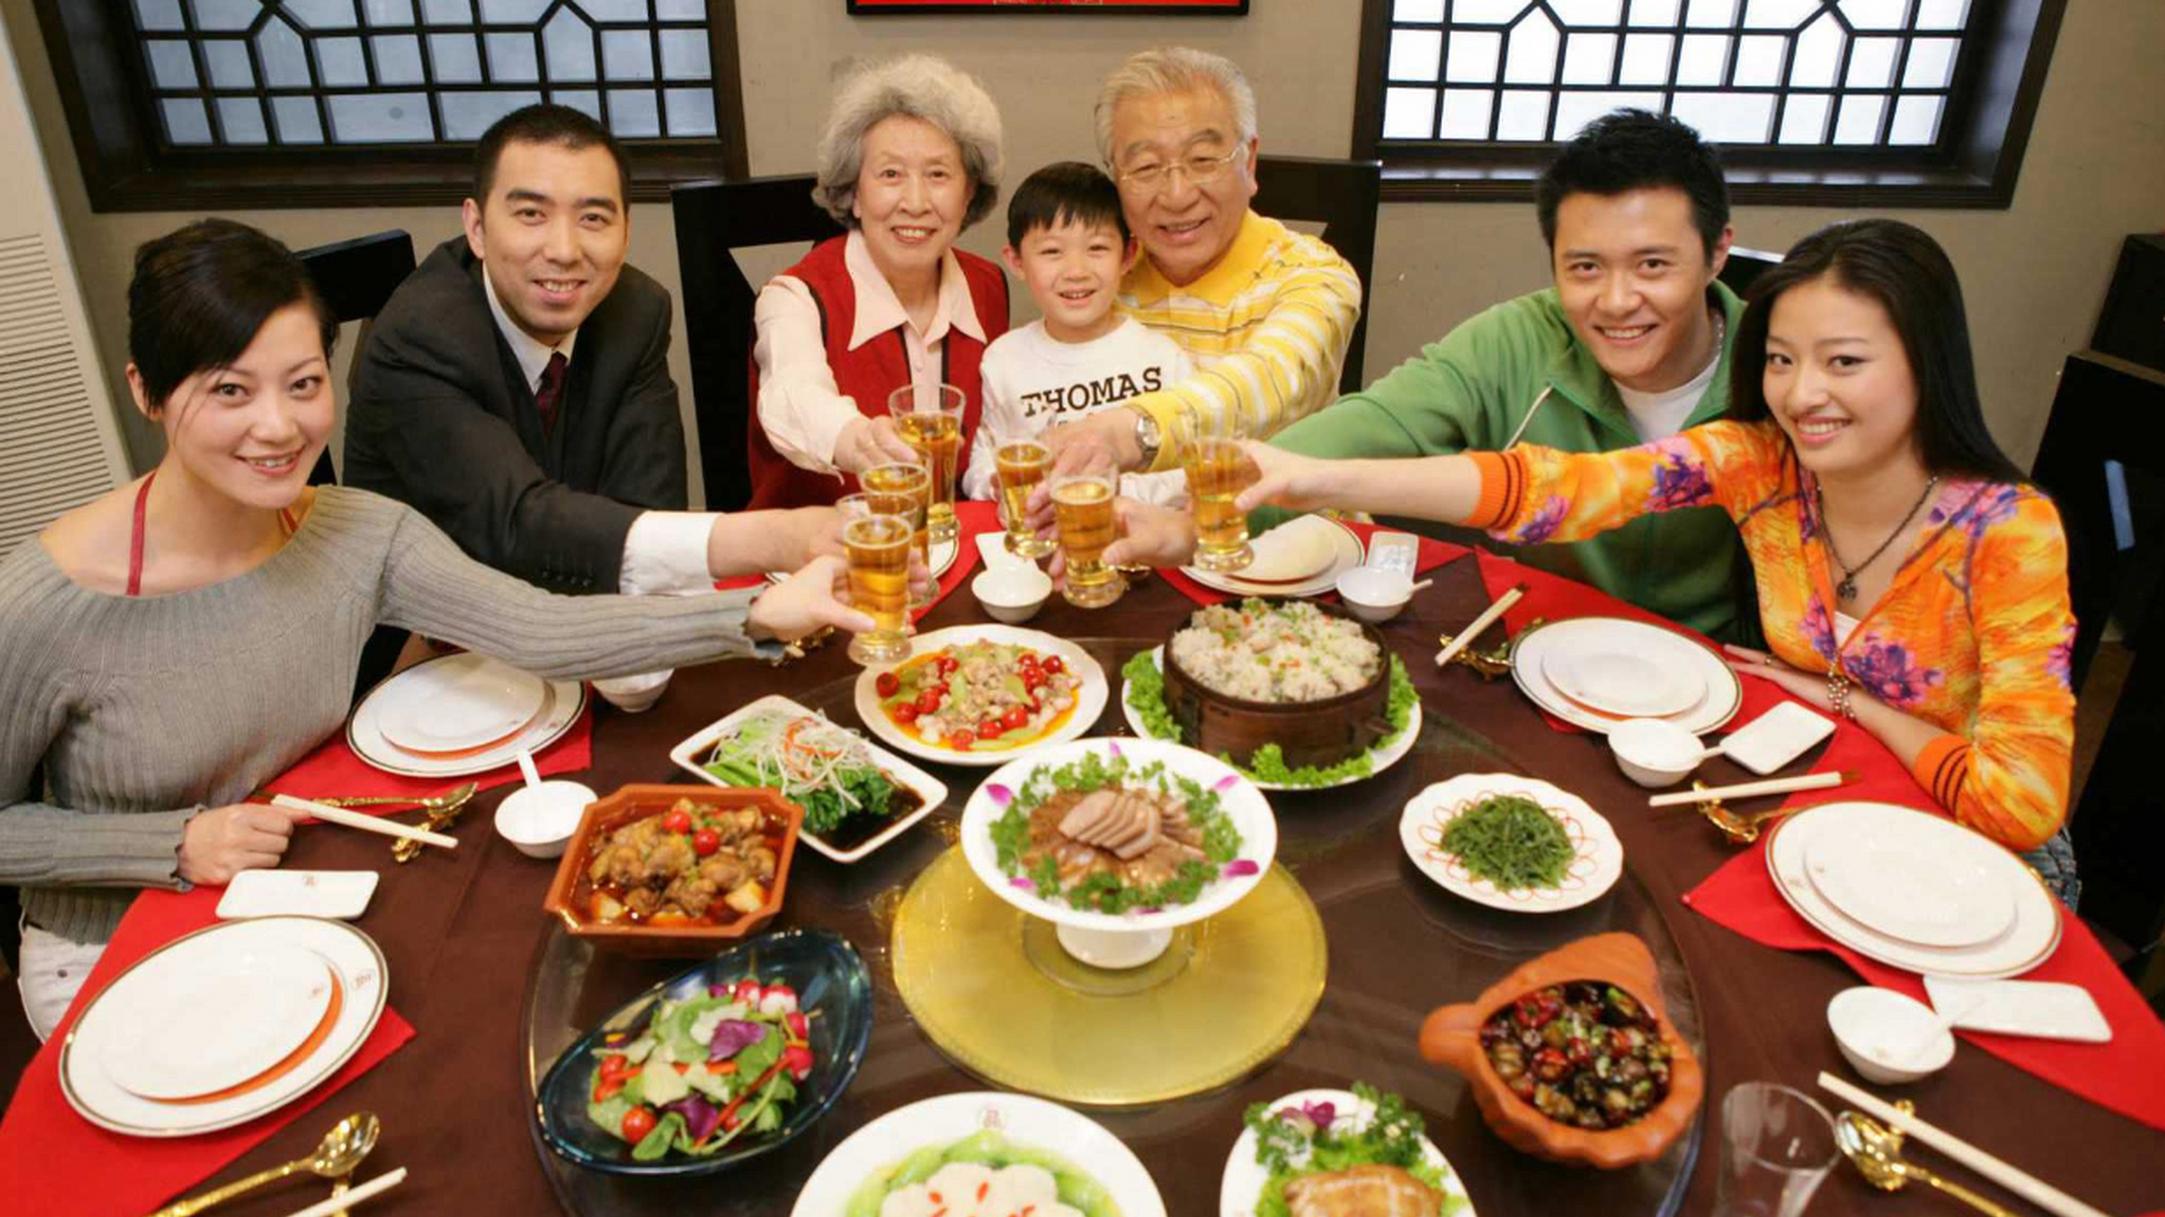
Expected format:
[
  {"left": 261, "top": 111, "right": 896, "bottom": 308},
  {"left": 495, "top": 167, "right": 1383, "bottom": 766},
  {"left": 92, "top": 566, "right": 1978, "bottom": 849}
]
[{"left": 1113, "top": 219, "right": 2077, "bottom": 900}]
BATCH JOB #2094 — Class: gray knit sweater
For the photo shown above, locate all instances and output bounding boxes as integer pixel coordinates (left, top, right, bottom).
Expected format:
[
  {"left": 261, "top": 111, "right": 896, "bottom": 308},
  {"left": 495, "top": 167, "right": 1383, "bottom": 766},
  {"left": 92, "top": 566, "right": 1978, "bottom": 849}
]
[{"left": 0, "top": 487, "right": 774, "bottom": 945}]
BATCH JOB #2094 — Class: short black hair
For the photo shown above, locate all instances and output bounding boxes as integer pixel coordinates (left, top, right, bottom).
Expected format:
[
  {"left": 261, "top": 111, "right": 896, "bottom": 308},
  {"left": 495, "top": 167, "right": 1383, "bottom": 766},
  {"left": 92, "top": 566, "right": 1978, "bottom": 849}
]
[
  {"left": 1005, "top": 161, "right": 1127, "bottom": 249},
  {"left": 128, "top": 219, "right": 337, "bottom": 413},
  {"left": 1535, "top": 109, "right": 1730, "bottom": 258},
  {"left": 473, "top": 103, "right": 630, "bottom": 207}
]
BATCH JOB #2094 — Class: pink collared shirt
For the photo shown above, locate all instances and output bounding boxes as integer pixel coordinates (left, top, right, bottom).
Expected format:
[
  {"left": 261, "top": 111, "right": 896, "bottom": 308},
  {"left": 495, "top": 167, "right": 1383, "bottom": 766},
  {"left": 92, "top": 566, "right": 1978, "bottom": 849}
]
[{"left": 752, "top": 229, "right": 990, "bottom": 475}]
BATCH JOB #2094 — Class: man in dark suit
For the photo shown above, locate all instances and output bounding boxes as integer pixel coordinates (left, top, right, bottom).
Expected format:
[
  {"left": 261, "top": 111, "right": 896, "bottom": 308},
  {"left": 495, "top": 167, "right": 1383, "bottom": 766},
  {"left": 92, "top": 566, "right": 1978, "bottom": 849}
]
[{"left": 348, "top": 104, "right": 837, "bottom": 708}]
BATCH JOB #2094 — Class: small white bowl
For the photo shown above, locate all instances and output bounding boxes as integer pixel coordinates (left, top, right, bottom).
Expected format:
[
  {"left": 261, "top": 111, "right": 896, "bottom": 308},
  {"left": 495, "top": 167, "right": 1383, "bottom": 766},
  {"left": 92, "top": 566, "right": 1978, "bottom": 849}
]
[
  {"left": 1607, "top": 717, "right": 1706, "bottom": 787},
  {"left": 495, "top": 780, "right": 596, "bottom": 859},
  {"left": 1827, "top": 985, "right": 1955, "bottom": 1084},
  {"left": 1335, "top": 566, "right": 1414, "bottom": 623},
  {"left": 972, "top": 566, "right": 1052, "bottom": 624}
]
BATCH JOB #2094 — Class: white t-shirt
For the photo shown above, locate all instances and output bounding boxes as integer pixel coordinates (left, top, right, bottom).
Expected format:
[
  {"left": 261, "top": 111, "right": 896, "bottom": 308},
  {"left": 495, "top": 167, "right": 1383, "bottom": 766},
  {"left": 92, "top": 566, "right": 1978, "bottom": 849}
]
[
  {"left": 1616, "top": 314, "right": 1724, "bottom": 442},
  {"left": 963, "top": 317, "right": 1196, "bottom": 505}
]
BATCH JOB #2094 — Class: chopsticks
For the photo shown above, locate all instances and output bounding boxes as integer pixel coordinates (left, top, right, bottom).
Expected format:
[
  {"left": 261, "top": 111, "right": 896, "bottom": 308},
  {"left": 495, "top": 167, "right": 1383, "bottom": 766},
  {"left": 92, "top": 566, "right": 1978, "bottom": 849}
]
[
  {"left": 271, "top": 794, "right": 458, "bottom": 850},
  {"left": 1818, "top": 1073, "right": 2110, "bottom": 1217},
  {"left": 1435, "top": 582, "right": 1527, "bottom": 668},
  {"left": 1648, "top": 770, "right": 1853, "bottom": 807},
  {"left": 275, "top": 1168, "right": 406, "bottom": 1217}
]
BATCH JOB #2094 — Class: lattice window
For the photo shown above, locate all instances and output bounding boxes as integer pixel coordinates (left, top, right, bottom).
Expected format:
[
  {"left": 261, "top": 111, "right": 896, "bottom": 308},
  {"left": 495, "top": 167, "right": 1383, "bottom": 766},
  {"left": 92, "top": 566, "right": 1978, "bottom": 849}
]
[
  {"left": 126, "top": 0, "right": 717, "bottom": 148},
  {"left": 1376, "top": 0, "right": 1974, "bottom": 150}
]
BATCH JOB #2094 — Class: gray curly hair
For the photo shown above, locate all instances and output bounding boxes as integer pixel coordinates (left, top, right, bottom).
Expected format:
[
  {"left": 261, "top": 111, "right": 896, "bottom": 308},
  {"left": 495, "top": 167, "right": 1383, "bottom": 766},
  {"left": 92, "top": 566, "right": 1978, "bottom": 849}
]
[
  {"left": 813, "top": 54, "right": 1005, "bottom": 231},
  {"left": 1094, "top": 46, "right": 1258, "bottom": 166}
]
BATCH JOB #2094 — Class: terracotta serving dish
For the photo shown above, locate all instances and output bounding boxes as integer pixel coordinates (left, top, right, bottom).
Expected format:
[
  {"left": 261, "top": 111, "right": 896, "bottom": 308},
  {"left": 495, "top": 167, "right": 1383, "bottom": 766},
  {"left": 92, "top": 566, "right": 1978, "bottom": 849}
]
[
  {"left": 1418, "top": 932, "right": 1704, "bottom": 1169},
  {"left": 542, "top": 784, "right": 801, "bottom": 957},
  {"left": 1160, "top": 599, "right": 1392, "bottom": 770}
]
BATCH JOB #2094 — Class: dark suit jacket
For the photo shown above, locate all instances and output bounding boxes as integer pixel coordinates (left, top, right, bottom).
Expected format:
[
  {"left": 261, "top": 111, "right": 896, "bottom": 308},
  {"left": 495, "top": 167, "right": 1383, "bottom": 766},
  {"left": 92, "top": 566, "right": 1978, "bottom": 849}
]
[{"left": 345, "top": 236, "right": 686, "bottom": 595}]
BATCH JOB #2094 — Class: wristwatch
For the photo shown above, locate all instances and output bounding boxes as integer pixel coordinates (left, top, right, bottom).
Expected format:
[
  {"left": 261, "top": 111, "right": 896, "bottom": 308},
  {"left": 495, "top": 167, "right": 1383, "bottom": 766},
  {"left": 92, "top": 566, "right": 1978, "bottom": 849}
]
[{"left": 1126, "top": 405, "right": 1162, "bottom": 469}]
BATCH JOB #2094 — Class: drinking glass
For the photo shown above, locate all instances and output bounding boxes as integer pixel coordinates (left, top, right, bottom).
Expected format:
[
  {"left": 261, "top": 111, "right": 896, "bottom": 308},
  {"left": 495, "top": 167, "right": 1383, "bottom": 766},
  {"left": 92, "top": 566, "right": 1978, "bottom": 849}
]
[
  {"left": 1715, "top": 1082, "right": 1839, "bottom": 1217},
  {"left": 856, "top": 463, "right": 935, "bottom": 607},
  {"left": 1051, "top": 470, "right": 1124, "bottom": 608},
  {"left": 888, "top": 383, "right": 964, "bottom": 544},
  {"left": 1176, "top": 411, "right": 1257, "bottom": 573},
  {"left": 991, "top": 431, "right": 1055, "bottom": 560},
  {"left": 840, "top": 511, "right": 914, "bottom": 666}
]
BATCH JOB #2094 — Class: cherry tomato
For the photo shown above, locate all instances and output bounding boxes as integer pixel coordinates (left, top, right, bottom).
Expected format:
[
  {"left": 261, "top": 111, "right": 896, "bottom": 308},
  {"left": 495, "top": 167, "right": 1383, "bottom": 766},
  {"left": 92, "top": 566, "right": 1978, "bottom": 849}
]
[
  {"left": 620, "top": 1106, "right": 658, "bottom": 1143},
  {"left": 692, "top": 828, "right": 721, "bottom": 857},
  {"left": 1002, "top": 706, "right": 1029, "bottom": 732},
  {"left": 1023, "top": 669, "right": 1047, "bottom": 691},
  {"left": 875, "top": 671, "right": 900, "bottom": 698},
  {"left": 660, "top": 809, "right": 692, "bottom": 835},
  {"left": 1041, "top": 655, "right": 1065, "bottom": 675},
  {"left": 948, "top": 729, "right": 975, "bottom": 749},
  {"left": 915, "top": 689, "right": 942, "bottom": 714},
  {"left": 894, "top": 702, "right": 919, "bottom": 725},
  {"left": 937, "top": 656, "right": 959, "bottom": 676},
  {"left": 978, "top": 718, "right": 1003, "bottom": 739}
]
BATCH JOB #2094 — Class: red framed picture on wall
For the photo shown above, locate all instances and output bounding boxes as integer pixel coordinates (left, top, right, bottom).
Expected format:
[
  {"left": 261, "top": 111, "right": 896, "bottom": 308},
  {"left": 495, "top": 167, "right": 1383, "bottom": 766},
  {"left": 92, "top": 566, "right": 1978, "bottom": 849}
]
[{"left": 848, "top": 1, "right": 1247, "bottom": 12}]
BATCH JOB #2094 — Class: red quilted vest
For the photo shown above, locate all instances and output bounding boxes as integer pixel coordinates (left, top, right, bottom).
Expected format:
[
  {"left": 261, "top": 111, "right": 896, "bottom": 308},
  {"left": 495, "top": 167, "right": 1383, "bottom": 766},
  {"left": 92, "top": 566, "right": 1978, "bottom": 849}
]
[{"left": 745, "top": 236, "right": 1008, "bottom": 509}]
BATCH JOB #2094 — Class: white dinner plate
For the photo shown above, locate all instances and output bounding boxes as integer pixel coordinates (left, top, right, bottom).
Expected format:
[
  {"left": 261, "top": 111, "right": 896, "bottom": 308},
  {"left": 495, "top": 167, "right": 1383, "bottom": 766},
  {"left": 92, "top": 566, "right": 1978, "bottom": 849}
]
[
  {"left": 957, "top": 736, "right": 1279, "bottom": 936},
  {"left": 1400, "top": 774, "right": 1623, "bottom": 913},
  {"left": 373, "top": 652, "right": 548, "bottom": 754},
  {"left": 1219, "top": 1088, "right": 1477, "bottom": 1217},
  {"left": 1180, "top": 516, "right": 1365, "bottom": 599},
  {"left": 766, "top": 533, "right": 959, "bottom": 586},
  {"left": 349, "top": 654, "right": 586, "bottom": 779},
  {"left": 1119, "top": 646, "right": 1421, "bottom": 791},
  {"left": 854, "top": 625, "right": 1108, "bottom": 768},
  {"left": 1766, "top": 803, "right": 2062, "bottom": 978},
  {"left": 1540, "top": 643, "right": 1699, "bottom": 718},
  {"left": 669, "top": 693, "right": 950, "bottom": 863},
  {"left": 99, "top": 941, "right": 333, "bottom": 1101},
  {"left": 790, "top": 1090, "right": 1166, "bottom": 1217},
  {"left": 1510, "top": 617, "right": 1741, "bottom": 735},
  {"left": 1803, "top": 829, "right": 2017, "bottom": 949},
  {"left": 61, "top": 917, "right": 388, "bottom": 1136}
]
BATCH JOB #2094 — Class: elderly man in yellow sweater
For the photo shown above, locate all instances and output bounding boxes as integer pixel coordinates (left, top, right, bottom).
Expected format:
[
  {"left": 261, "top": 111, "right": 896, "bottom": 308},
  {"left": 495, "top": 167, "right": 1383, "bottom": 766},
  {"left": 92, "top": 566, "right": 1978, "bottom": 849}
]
[{"left": 1039, "top": 46, "right": 1364, "bottom": 479}]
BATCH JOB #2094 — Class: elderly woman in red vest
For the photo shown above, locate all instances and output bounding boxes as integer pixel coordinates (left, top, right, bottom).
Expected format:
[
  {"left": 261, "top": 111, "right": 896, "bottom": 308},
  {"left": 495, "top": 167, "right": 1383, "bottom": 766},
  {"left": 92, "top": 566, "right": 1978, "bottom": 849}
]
[{"left": 749, "top": 54, "right": 1010, "bottom": 508}]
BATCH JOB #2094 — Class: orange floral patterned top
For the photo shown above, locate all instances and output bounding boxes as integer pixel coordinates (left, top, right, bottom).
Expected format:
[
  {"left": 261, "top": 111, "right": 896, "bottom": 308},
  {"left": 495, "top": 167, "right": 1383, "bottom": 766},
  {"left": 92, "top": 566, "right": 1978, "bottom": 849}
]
[{"left": 1466, "top": 419, "right": 2075, "bottom": 851}]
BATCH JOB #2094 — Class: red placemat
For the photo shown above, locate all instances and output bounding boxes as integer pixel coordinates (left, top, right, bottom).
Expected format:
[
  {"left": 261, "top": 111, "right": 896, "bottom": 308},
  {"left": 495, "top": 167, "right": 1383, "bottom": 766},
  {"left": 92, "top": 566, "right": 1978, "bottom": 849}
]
[
  {"left": 1685, "top": 835, "right": 2165, "bottom": 1132},
  {"left": 1160, "top": 521, "right": 1468, "bottom": 607},
  {"left": 0, "top": 889, "right": 416, "bottom": 1217},
  {"left": 261, "top": 699, "right": 593, "bottom": 804},
  {"left": 714, "top": 501, "right": 998, "bottom": 620}
]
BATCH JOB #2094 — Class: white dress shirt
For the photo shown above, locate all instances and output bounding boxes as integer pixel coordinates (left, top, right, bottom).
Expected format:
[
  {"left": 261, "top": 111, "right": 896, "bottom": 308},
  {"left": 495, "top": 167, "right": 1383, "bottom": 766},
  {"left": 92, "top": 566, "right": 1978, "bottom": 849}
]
[{"left": 752, "top": 229, "right": 990, "bottom": 475}]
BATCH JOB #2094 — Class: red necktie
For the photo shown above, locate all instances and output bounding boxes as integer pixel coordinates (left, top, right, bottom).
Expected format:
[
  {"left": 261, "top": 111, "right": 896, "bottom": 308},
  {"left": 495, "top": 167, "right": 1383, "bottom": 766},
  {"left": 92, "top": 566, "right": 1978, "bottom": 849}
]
[{"left": 535, "top": 350, "right": 568, "bottom": 433}]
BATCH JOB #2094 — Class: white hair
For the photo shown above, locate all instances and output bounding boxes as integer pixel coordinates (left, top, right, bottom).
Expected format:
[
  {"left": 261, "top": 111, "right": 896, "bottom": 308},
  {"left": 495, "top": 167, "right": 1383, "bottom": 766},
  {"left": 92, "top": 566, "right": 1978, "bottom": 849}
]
[
  {"left": 1093, "top": 46, "right": 1258, "bottom": 166},
  {"left": 813, "top": 54, "right": 1005, "bottom": 230}
]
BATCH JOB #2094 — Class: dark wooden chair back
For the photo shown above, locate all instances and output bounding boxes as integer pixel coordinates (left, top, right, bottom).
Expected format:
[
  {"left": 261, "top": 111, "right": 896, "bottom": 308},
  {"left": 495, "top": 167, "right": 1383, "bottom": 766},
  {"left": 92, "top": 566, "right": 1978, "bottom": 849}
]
[
  {"left": 673, "top": 176, "right": 845, "bottom": 513},
  {"left": 298, "top": 229, "right": 417, "bottom": 487},
  {"left": 2032, "top": 351, "right": 2165, "bottom": 961},
  {"left": 1718, "top": 246, "right": 1785, "bottom": 298},
  {"left": 1252, "top": 154, "right": 1381, "bottom": 395}
]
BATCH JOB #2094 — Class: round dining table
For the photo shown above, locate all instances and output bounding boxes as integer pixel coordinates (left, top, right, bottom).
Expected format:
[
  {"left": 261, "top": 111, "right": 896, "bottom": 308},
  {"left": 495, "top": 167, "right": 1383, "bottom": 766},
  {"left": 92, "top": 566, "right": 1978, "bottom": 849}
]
[{"left": 8, "top": 554, "right": 2158, "bottom": 1217}]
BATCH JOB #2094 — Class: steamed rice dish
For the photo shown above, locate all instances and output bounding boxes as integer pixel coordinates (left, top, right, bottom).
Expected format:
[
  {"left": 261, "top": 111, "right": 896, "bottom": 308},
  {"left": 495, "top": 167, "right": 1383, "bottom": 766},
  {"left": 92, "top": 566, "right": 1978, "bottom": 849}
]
[{"left": 1169, "top": 600, "right": 1382, "bottom": 703}]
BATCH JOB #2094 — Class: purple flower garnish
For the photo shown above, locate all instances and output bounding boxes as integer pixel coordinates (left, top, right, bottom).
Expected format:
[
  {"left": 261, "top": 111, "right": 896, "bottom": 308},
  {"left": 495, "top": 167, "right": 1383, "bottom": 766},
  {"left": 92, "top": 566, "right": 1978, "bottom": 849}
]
[
  {"left": 1107, "top": 740, "right": 1124, "bottom": 758},
  {"left": 706, "top": 1019, "right": 767, "bottom": 1061},
  {"left": 1221, "top": 859, "right": 1260, "bottom": 878},
  {"left": 1213, "top": 774, "right": 1240, "bottom": 792},
  {"left": 1275, "top": 1099, "right": 1337, "bottom": 1134},
  {"left": 1009, "top": 876, "right": 1035, "bottom": 890},
  {"left": 985, "top": 783, "right": 1014, "bottom": 806}
]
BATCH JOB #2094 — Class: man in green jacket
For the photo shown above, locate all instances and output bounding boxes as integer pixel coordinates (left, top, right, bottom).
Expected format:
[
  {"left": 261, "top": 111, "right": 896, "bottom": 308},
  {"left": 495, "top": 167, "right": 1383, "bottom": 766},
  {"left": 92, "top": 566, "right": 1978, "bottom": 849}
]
[{"left": 1261, "top": 110, "right": 1749, "bottom": 639}]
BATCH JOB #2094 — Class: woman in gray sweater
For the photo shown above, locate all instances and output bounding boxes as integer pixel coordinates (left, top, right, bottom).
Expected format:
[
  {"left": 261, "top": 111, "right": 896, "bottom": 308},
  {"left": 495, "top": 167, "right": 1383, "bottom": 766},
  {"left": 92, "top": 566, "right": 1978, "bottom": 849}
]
[{"left": 0, "top": 220, "right": 870, "bottom": 1036}]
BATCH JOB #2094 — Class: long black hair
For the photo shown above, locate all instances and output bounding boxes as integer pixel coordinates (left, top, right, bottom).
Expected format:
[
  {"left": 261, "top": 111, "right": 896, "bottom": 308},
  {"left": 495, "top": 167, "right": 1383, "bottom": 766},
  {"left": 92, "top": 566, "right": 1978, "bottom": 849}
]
[
  {"left": 1729, "top": 218, "right": 2025, "bottom": 484},
  {"left": 128, "top": 218, "right": 337, "bottom": 414}
]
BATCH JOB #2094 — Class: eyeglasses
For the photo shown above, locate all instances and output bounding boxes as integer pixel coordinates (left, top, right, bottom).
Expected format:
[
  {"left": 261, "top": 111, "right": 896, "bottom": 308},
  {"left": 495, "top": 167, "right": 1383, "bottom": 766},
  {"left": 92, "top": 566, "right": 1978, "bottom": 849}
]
[{"left": 1113, "top": 148, "right": 1245, "bottom": 195}]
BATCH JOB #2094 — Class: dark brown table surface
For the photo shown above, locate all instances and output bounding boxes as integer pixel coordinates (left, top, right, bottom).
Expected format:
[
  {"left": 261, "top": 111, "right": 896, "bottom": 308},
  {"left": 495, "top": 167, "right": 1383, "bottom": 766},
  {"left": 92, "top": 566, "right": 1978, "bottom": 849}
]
[{"left": 7, "top": 555, "right": 2160, "bottom": 1217}]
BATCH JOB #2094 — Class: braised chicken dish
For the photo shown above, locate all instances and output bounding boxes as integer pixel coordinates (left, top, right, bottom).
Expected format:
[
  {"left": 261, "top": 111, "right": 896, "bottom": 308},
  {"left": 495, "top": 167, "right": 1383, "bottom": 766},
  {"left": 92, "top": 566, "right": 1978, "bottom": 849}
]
[
  {"left": 583, "top": 799, "right": 780, "bottom": 925},
  {"left": 1480, "top": 980, "right": 1674, "bottom": 1131}
]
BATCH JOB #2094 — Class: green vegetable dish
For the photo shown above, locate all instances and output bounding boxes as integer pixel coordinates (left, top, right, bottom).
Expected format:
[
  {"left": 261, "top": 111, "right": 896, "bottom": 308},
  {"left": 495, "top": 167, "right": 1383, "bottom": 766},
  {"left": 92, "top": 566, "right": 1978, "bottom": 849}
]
[
  {"left": 1439, "top": 794, "right": 1577, "bottom": 891},
  {"left": 843, "top": 1130, "right": 1120, "bottom": 1217},
  {"left": 586, "top": 978, "right": 815, "bottom": 1162},
  {"left": 1242, "top": 1083, "right": 1465, "bottom": 1217},
  {"left": 987, "top": 751, "right": 1246, "bottom": 915},
  {"left": 703, "top": 708, "right": 922, "bottom": 847},
  {"left": 1123, "top": 651, "right": 1417, "bottom": 787}
]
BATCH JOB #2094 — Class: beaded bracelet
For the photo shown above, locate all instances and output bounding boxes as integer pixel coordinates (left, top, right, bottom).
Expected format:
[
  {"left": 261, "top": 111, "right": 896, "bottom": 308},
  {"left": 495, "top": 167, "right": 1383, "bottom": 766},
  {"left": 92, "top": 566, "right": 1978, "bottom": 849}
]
[{"left": 1826, "top": 668, "right": 1857, "bottom": 721}]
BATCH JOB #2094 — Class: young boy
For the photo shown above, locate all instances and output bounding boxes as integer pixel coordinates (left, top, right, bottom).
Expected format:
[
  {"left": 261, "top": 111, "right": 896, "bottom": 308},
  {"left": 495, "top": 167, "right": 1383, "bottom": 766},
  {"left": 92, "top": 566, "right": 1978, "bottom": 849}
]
[{"left": 962, "top": 162, "right": 1193, "bottom": 506}]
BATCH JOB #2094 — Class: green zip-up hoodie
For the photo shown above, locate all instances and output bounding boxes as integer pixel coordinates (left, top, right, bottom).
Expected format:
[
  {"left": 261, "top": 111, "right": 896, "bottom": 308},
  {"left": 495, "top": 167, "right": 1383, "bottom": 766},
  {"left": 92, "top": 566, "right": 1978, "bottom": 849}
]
[{"left": 1260, "top": 283, "right": 1749, "bottom": 640}]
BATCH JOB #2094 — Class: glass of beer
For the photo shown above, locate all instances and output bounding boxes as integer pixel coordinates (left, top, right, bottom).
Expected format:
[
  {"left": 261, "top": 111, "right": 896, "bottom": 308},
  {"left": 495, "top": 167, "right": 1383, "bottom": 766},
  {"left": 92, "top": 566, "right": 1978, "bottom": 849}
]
[
  {"left": 1177, "top": 411, "right": 1258, "bottom": 573},
  {"left": 840, "top": 510, "right": 914, "bottom": 665},
  {"left": 888, "top": 383, "right": 965, "bottom": 544},
  {"left": 1051, "top": 471, "right": 1124, "bottom": 608},
  {"left": 992, "top": 432, "right": 1055, "bottom": 560},
  {"left": 857, "top": 462, "right": 935, "bottom": 607}
]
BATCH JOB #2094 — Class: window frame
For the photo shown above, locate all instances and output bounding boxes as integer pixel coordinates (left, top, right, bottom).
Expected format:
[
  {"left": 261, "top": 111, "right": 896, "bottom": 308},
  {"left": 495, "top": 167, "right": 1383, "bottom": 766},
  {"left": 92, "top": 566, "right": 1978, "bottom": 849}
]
[
  {"left": 32, "top": 0, "right": 749, "bottom": 213},
  {"left": 1350, "top": 0, "right": 2067, "bottom": 208}
]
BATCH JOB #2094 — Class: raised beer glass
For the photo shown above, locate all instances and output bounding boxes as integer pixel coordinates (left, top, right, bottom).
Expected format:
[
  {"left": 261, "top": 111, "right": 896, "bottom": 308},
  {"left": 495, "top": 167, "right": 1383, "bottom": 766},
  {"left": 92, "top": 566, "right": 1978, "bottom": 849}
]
[
  {"left": 1051, "top": 471, "right": 1124, "bottom": 608},
  {"left": 857, "top": 462, "right": 935, "bottom": 607},
  {"left": 841, "top": 511, "right": 914, "bottom": 666},
  {"left": 992, "top": 431, "right": 1055, "bottom": 560},
  {"left": 1177, "top": 411, "right": 1257, "bottom": 573},
  {"left": 888, "top": 383, "right": 964, "bottom": 544}
]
